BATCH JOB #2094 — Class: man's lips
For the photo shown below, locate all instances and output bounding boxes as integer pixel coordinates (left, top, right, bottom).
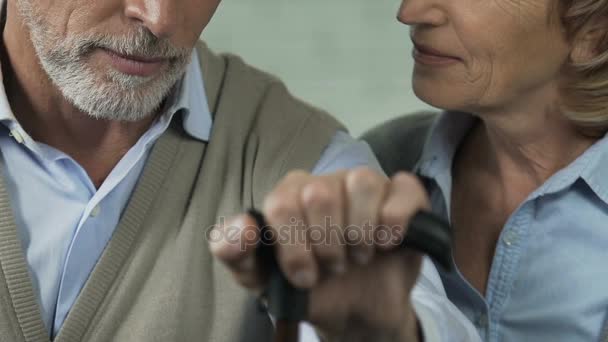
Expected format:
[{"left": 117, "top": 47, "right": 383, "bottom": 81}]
[{"left": 100, "top": 48, "right": 169, "bottom": 77}]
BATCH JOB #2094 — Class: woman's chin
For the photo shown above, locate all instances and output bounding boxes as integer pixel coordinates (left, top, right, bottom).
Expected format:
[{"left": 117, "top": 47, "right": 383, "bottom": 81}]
[
  {"left": 411, "top": 64, "right": 485, "bottom": 112},
  {"left": 413, "top": 85, "right": 456, "bottom": 112}
]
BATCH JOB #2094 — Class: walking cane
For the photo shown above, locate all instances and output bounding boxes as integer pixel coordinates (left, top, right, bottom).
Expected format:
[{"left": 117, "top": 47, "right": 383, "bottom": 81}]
[{"left": 249, "top": 209, "right": 452, "bottom": 342}]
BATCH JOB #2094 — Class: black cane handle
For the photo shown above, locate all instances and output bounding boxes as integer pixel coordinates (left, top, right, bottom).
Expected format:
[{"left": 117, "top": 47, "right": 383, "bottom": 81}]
[
  {"left": 249, "top": 209, "right": 309, "bottom": 324},
  {"left": 401, "top": 211, "right": 452, "bottom": 270},
  {"left": 249, "top": 208, "right": 452, "bottom": 327}
]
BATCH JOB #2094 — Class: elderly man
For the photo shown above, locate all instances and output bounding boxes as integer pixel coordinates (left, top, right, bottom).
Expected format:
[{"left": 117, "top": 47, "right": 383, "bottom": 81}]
[{"left": 0, "top": 0, "right": 481, "bottom": 341}]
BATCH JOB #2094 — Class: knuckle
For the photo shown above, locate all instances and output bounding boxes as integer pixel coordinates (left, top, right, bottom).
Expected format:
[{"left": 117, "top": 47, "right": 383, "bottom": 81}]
[
  {"left": 392, "top": 172, "right": 422, "bottom": 190},
  {"left": 380, "top": 203, "right": 407, "bottom": 226},
  {"left": 391, "top": 172, "right": 430, "bottom": 208},
  {"left": 301, "top": 180, "right": 336, "bottom": 209},
  {"left": 345, "top": 167, "right": 384, "bottom": 195},
  {"left": 264, "top": 193, "right": 298, "bottom": 221}
]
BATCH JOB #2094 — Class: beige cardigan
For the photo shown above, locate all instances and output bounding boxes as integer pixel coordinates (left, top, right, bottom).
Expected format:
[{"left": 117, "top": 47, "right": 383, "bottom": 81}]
[{"left": 0, "top": 42, "right": 344, "bottom": 342}]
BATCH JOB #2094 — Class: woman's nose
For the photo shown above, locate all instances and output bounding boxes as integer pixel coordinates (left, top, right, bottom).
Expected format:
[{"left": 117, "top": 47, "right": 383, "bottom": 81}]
[
  {"left": 397, "top": 0, "right": 447, "bottom": 27},
  {"left": 124, "top": 0, "right": 180, "bottom": 39}
]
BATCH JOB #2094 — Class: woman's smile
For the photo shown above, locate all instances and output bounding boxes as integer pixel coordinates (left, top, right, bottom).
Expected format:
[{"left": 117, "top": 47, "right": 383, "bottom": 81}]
[{"left": 412, "top": 41, "right": 462, "bottom": 67}]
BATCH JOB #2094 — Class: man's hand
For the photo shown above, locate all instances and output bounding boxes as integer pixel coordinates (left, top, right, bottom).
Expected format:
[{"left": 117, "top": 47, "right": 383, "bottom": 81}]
[{"left": 209, "top": 167, "right": 431, "bottom": 341}]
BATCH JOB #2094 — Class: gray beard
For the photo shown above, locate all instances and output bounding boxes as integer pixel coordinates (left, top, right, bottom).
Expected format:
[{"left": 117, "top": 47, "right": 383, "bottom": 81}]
[{"left": 17, "top": 0, "right": 192, "bottom": 122}]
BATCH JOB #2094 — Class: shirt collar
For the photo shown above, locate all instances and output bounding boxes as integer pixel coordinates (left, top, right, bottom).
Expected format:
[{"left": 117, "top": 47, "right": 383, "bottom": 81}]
[
  {"left": 416, "top": 111, "right": 608, "bottom": 205},
  {"left": 0, "top": 44, "right": 213, "bottom": 142},
  {"left": 415, "top": 111, "right": 475, "bottom": 180},
  {"left": 158, "top": 48, "right": 212, "bottom": 141},
  {"left": 578, "top": 134, "right": 608, "bottom": 204}
]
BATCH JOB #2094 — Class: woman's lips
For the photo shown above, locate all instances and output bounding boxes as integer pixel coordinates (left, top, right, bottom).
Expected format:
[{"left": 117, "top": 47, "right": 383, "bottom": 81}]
[
  {"left": 101, "top": 48, "right": 168, "bottom": 77},
  {"left": 412, "top": 42, "right": 461, "bottom": 66}
]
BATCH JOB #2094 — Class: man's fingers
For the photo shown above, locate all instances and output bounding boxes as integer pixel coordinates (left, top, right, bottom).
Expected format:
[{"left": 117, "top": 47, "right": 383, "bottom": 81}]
[
  {"left": 264, "top": 170, "right": 319, "bottom": 289},
  {"left": 378, "top": 172, "right": 431, "bottom": 250},
  {"left": 344, "top": 168, "right": 388, "bottom": 265},
  {"left": 301, "top": 173, "right": 348, "bottom": 276},
  {"left": 209, "top": 214, "right": 264, "bottom": 290}
]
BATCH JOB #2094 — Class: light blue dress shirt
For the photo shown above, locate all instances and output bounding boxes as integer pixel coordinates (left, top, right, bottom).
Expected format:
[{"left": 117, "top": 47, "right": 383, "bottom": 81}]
[
  {"left": 0, "top": 50, "right": 381, "bottom": 337},
  {"left": 416, "top": 111, "right": 608, "bottom": 341}
]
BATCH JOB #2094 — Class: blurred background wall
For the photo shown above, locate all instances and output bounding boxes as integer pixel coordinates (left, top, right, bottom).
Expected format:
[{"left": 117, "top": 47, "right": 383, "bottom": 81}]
[{"left": 202, "top": 0, "right": 435, "bottom": 136}]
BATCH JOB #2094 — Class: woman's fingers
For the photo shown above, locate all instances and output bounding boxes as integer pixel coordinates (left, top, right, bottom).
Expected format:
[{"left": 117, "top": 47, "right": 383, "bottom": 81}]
[
  {"left": 210, "top": 168, "right": 434, "bottom": 341},
  {"left": 210, "top": 168, "right": 433, "bottom": 296},
  {"left": 378, "top": 172, "right": 432, "bottom": 251},
  {"left": 344, "top": 168, "right": 388, "bottom": 265}
]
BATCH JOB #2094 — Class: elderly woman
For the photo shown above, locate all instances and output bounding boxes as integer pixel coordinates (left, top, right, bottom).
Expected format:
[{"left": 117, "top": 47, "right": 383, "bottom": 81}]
[{"left": 211, "top": 0, "right": 608, "bottom": 341}]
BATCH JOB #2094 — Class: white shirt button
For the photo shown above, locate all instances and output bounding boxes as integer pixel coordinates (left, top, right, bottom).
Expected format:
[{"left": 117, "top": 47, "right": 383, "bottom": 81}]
[
  {"left": 477, "top": 313, "right": 488, "bottom": 326},
  {"left": 503, "top": 230, "right": 518, "bottom": 246},
  {"left": 90, "top": 205, "right": 101, "bottom": 218},
  {"left": 9, "top": 129, "right": 24, "bottom": 144}
]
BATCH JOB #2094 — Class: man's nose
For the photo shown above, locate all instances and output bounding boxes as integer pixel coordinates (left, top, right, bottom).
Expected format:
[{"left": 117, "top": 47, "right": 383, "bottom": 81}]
[
  {"left": 124, "top": 0, "right": 180, "bottom": 39},
  {"left": 397, "top": 0, "right": 447, "bottom": 27}
]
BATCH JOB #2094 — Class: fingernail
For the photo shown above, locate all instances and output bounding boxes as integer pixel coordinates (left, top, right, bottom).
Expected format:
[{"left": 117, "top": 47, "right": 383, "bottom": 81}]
[
  {"left": 292, "top": 270, "right": 316, "bottom": 288},
  {"left": 354, "top": 251, "right": 372, "bottom": 265}
]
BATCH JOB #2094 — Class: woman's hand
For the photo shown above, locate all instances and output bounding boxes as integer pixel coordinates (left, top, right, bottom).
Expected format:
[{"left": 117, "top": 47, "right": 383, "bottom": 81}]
[{"left": 209, "top": 167, "right": 431, "bottom": 341}]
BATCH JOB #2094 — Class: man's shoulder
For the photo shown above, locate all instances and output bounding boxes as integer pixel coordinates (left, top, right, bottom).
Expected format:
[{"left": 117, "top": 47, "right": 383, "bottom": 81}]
[
  {"left": 190, "top": 41, "right": 347, "bottom": 201},
  {"left": 194, "top": 40, "right": 278, "bottom": 101},
  {"left": 194, "top": 40, "right": 345, "bottom": 137}
]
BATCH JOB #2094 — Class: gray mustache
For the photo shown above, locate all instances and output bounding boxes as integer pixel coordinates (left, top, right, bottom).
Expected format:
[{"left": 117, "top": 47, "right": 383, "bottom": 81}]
[{"left": 74, "top": 28, "right": 190, "bottom": 60}]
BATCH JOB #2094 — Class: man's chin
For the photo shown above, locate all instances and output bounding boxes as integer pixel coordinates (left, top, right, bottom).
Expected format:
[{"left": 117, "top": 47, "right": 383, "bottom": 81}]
[
  {"left": 107, "top": 71, "right": 158, "bottom": 90},
  {"left": 80, "top": 104, "right": 163, "bottom": 122},
  {"left": 48, "top": 58, "right": 184, "bottom": 122},
  {"left": 66, "top": 85, "right": 167, "bottom": 122}
]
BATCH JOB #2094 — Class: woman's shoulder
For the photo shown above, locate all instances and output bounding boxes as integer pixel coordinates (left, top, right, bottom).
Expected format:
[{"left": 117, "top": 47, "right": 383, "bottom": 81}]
[{"left": 360, "top": 111, "right": 441, "bottom": 175}]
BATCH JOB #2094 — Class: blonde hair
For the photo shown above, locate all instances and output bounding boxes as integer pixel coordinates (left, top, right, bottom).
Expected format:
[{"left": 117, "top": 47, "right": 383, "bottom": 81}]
[{"left": 558, "top": 0, "right": 608, "bottom": 135}]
